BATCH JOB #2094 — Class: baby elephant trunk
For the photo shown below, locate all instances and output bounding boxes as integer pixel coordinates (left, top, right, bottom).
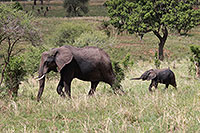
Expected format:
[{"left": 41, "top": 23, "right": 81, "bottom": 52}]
[{"left": 130, "top": 77, "right": 141, "bottom": 80}]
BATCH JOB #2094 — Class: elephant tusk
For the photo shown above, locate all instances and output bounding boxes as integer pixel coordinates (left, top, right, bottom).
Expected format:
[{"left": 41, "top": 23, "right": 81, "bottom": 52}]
[{"left": 35, "top": 75, "right": 45, "bottom": 81}]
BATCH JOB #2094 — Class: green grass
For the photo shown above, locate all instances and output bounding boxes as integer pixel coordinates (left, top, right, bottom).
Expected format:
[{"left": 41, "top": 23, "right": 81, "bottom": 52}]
[
  {"left": 1, "top": 59, "right": 200, "bottom": 132},
  {"left": 29, "top": 17, "right": 200, "bottom": 62},
  {"left": 0, "top": 6, "right": 200, "bottom": 132}
]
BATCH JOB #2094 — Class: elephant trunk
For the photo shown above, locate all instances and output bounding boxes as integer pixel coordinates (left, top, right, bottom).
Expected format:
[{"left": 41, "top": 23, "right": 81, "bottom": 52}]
[
  {"left": 130, "top": 77, "right": 141, "bottom": 80},
  {"left": 37, "top": 64, "right": 46, "bottom": 102}
]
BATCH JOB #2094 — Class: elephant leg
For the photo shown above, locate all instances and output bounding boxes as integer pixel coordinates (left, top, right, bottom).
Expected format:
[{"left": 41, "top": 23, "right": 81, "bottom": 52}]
[
  {"left": 164, "top": 84, "right": 169, "bottom": 90},
  {"left": 154, "top": 82, "right": 158, "bottom": 90},
  {"left": 63, "top": 80, "right": 72, "bottom": 98},
  {"left": 171, "top": 83, "right": 177, "bottom": 90},
  {"left": 62, "top": 72, "right": 73, "bottom": 98},
  {"left": 148, "top": 81, "right": 153, "bottom": 92},
  {"left": 56, "top": 78, "right": 65, "bottom": 97},
  {"left": 88, "top": 81, "right": 99, "bottom": 95}
]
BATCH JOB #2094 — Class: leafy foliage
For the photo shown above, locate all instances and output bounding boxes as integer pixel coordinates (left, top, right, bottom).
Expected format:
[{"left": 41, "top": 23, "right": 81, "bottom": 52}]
[
  {"left": 0, "top": 4, "right": 40, "bottom": 46},
  {"left": 23, "top": 46, "right": 47, "bottom": 75},
  {"left": 189, "top": 45, "right": 200, "bottom": 77},
  {"left": 190, "top": 45, "right": 200, "bottom": 64},
  {"left": 121, "top": 54, "right": 133, "bottom": 69},
  {"left": 12, "top": 1, "right": 23, "bottom": 11},
  {"left": 105, "top": 0, "right": 199, "bottom": 35},
  {"left": 52, "top": 23, "right": 92, "bottom": 46},
  {"left": 63, "top": 0, "right": 89, "bottom": 17},
  {"left": 73, "top": 31, "right": 110, "bottom": 48},
  {"left": 0, "top": 4, "right": 40, "bottom": 88},
  {"left": 105, "top": 0, "right": 200, "bottom": 60},
  {"left": 112, "top": 61, "right": 125, "bottom": 89},
  {"left": 4, "top": 56, "right": 27, "bottom": 96},
  {"left": 166, "top": 1, "right": 200, "bottom": 34}
]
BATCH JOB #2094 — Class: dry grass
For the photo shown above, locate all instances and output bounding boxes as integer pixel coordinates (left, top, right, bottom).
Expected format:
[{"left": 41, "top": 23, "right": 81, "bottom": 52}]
[
  {"left": 1, "top": 59, "right": 200, "bottom": 132},
  {"left": 0, "top": 10, "right": 200, "bottom": 132}
]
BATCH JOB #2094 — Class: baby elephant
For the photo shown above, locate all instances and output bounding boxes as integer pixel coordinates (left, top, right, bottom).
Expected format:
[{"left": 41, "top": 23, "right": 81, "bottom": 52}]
[{"left": 131, "top": 68, "right": 177, "bottom": 91}]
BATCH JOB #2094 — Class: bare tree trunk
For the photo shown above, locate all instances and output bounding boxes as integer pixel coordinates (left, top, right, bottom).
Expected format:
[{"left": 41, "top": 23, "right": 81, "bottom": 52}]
[
  {"left": 153, "top": 26, "right": 168, "bottom": 61},
  {"left": 34, "top": 0, "right": 37, "bottom": 5},
  {"left": 158, "top": 43, "right": 164, "bottom": 61}
]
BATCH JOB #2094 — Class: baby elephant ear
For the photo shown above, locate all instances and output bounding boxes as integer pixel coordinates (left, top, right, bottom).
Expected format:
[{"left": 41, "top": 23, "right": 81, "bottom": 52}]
[
  {"left": 55, "top": 47, "right": 73, "bottom": 72},
  {"left": 147, "top": 71, "right": 156, "bottom": 80}
]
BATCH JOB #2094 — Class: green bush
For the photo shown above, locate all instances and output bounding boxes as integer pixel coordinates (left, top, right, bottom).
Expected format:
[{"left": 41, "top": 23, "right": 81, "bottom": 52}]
[
  {"left": 12, "top": 1, "right": 23, "bottom": 11},
  {"left": 52, "top": 22, "right": 93, "bottom": 47},
  {"left": 0, "top": 86, "right": 7, "bottom": 98},
  {"left": 121, "top": 54, "right": 133, "bottom": 69},
  {"left": 112, "top": 61, "right": 125, "bottom": 89},
  {"left": 189, "top": 45, "right": 200, "bottom": 77},
  {"left": 63, "top": 0, "right": 89, "bottom": 17},
  {"left": 4, "top": 56, "right": 27, "bottom": 96},
  {"left": 23, "top": 46, "right": 46, "bottom": 76},
  {"left": 73, "top": 31, "right": 110, "bottom": 48},
  {"left": 190, "top": 45, "right": 200, "bottom": 64}
]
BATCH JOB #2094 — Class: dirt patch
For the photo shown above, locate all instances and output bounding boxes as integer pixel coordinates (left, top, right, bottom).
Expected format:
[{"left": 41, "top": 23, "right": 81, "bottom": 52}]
[{"left": 148, "top": 48, "right": 172, "bottom": 57}]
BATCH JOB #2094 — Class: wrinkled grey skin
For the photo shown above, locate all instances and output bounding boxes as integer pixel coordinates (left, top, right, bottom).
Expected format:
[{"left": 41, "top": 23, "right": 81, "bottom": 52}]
[
  {"left": 131, "top": 68, "right": 177, "bottom": 91},
  {"left": 37, "top": 45, "right": 119, "bottom": 101}
]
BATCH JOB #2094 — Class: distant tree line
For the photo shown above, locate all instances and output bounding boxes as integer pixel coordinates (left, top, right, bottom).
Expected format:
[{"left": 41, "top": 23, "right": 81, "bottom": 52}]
[{"left": 0, "top": 0, "right": 28, "bottom": 1}]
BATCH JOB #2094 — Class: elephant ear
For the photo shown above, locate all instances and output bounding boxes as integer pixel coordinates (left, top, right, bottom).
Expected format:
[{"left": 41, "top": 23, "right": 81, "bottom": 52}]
[
  {"left": 147, "top": 70, "right": 156, "bottom": 80},
  {"left": 55, "top": 47, "right": 73, "bottom": 72}
]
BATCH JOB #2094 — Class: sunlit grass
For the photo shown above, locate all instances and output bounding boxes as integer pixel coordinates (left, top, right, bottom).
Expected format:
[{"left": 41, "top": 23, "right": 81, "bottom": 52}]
[{"left": 1, "top": 59, "right": 200, "bottom": 132}]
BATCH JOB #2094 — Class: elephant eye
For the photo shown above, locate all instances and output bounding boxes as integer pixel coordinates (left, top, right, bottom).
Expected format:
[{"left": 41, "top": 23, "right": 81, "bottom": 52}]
[{"left": 44, "top": 61, "right": 49, "bottom": 66}]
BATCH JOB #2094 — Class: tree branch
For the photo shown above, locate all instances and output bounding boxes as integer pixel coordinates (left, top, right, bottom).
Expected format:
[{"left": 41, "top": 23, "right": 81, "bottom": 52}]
[
  {"left": 153, "top": 30, "right": 162, "bottom": 41},
  {"left": 0, "top": 37, "right": 20, "bottom": 86}
]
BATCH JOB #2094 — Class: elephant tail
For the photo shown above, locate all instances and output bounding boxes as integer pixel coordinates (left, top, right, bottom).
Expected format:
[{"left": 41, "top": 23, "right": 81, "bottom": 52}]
[{"left": 130, "top": 77, "right": 141, "bottom": 80}]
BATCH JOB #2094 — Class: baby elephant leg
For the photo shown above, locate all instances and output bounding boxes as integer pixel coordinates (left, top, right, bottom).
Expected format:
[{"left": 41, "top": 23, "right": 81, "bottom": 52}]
[
  {"left": 148, "top": 81, "right": 154, "bottom": 91},
  {"left": 148, "top": 80, "right": 158, "bottom": 91},
  {"left": 164, "top": 84, "right": 169, "bottom": 90},
  {"left": 88, "top": 81, "right": 99, "bottom": 95}
]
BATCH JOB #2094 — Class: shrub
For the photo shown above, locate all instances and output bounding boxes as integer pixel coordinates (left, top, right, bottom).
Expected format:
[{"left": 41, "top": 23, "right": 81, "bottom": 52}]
[
  {"left": 23, "top": 46, "right": 46, "bottom": 76},
  {"left": 12, "top": 1, "right": 23, "bottom": 11},
  {"left": 63, "top": 0, "right": 89, "bottom": 17},
  {"left": 112, "top": 61, "right": 125, "bottom": 90},
  {"left": 0, "top": 86, "right": 7, "bottom": 98},
  {"left": 4, "top": 56, "right": 27, "bottom": 97},
  {"left": 73, "top": 31, "right": 110, "bottom": 48},
  {"left": 189, "top": 45, "right": 200, "bottom": 78},
  {"left": 121, "top": 54, "right": 133, "bottom": 69},
  {"left": 52, "top": 22, "right": 93, "bottom": 47}
]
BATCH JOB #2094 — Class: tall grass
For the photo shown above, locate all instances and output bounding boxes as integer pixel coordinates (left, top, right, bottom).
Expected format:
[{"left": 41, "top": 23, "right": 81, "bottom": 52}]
[
  {"left": 0, "top": 14, "right": 199, "bottom": 132},
  {"left": 1, "top": 59, "right": 200, "bottom": 132}
]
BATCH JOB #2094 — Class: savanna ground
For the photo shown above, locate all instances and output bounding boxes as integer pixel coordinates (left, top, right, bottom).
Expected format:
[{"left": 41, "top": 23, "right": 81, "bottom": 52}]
[{"left": 0, "top": 1, "right": 200, "bottom": 132}]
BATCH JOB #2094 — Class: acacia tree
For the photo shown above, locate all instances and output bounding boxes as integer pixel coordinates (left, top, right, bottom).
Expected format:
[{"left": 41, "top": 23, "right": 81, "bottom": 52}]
[
  {"left": 0, "top": 4, "right": 40, "bottom": 87},
  {"left": 105, "top": 0, "right": 200, "bottom": 60},
  {"left": 63, "top": 0, "right": 89, "bottom": 17}
]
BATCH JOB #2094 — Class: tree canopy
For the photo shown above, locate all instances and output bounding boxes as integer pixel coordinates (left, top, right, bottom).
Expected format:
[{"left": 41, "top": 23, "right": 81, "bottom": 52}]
[
  {"left": 63, "top": 0, "right": 89, "bottom": 17},
  {"left": 105, "top": 0, "right": 200, "bottom": 60},
  {"left": 0, "top": 4, "right": 40, "bottom": 87}
]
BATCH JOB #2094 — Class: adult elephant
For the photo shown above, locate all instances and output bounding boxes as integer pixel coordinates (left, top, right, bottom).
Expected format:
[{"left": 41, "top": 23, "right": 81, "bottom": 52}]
[{"left": 36, "top": 45, "right": 122, "bottom": 101}]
